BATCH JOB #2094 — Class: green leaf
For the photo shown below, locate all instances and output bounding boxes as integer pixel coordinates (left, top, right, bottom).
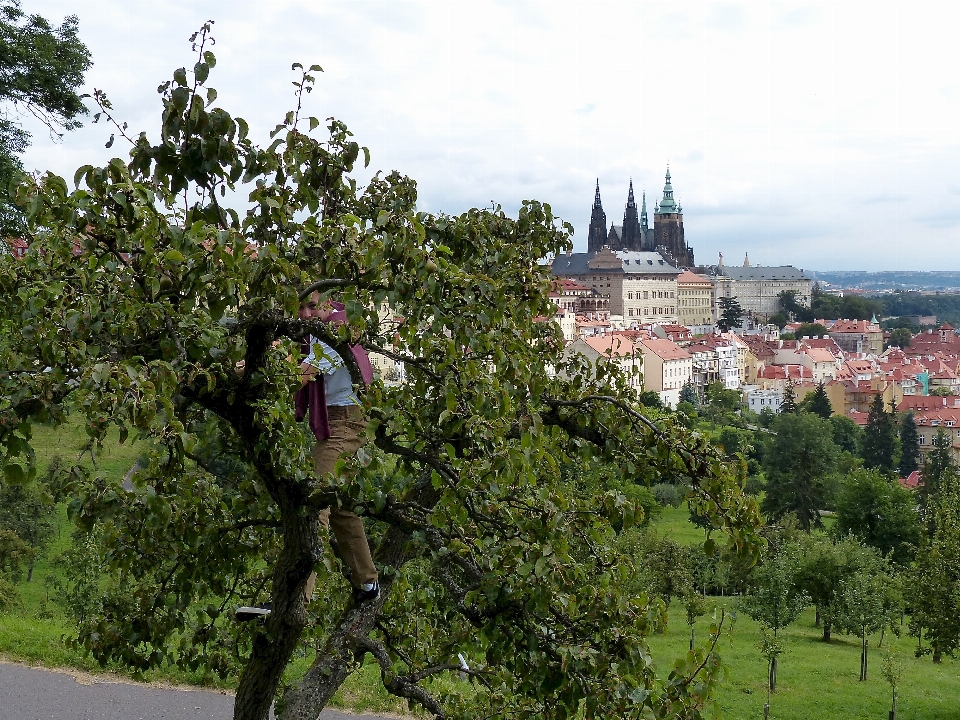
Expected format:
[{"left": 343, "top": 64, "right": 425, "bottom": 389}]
[{"left": 173, "top": 67, "right": 188, "bottom": 86}]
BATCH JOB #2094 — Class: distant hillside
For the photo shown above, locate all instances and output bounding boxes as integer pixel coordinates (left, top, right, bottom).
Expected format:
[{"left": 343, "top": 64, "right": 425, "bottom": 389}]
[{"left": 810, "top": 270, "right": 960, "bottom": 292}]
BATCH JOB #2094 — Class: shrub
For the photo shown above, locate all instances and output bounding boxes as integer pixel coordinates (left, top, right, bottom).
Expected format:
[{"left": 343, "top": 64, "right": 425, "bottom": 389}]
[{"left": 652, "top": 483, "right": 683, "bottom": 508}]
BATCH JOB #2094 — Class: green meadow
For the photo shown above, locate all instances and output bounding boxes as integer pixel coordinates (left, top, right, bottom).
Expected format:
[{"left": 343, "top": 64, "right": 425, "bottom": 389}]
[{"left": 1, "top": 425, "right": 956, "bottom": 718}]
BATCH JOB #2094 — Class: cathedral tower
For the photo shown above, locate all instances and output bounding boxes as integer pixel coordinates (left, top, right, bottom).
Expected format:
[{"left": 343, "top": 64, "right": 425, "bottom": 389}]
[
  {"left": 654, "top": 166, "right": 694, "bottom": 267},
  {"left": 587, "top": 179, "right": 608, "bottom": 253},
  {"left": 620, "top": 179, "right": 643, "bottom": 251}
]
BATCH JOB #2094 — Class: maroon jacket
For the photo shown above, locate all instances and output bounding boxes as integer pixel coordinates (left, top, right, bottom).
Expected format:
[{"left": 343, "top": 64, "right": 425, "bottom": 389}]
[{"left": 294, "top": 302, "right": 374, "bottom": 441}]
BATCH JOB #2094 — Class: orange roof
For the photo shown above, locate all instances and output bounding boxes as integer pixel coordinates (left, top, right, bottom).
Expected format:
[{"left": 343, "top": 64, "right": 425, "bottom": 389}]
[
  {"left": 899, "top": 396, "right": 960, "bottom": 412},
  {"left": 639, "top": 338, "right": 691, "bottom": 361},
  {"left": 801, "top": 348, "right": 837, "bottom": 363},
  {"left": 759, "top": 365, "right": 812, "bottom": 380},
  {"left": 582, "top": 335, "right": 637, "bottom": 357},
  {"left": 831, "top": 319, "right": 880, "bottom": 333},
  {"left": 913, "top": 407, "right": 960, "bottom": 426},
  {"left": 676, "top": 270, "right": 711, "bottom": 284},
  {"left": 553, "top": 277, "right": 590, "bottom": 293}
]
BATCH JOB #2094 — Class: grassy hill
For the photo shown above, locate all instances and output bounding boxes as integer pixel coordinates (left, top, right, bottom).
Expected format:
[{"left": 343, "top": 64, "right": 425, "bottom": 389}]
[{"left": 1, "top": 424, "right": 957, "bottom": 718}]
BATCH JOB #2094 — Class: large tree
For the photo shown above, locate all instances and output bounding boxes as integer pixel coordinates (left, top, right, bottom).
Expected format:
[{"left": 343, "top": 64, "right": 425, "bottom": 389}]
[
  {"left": 0, "top": 1, "right": 91, "bottom": 237},
  {"left": 716, "top": 296, "right": 743, "bottom": 331},
  {"left": 897, "top": 412, "right": 921, "bottom": 477},
  {"left": 779, "top": 380, "right": 798, "bottom": 414},
  {"left": 833, "top": 469, "right": 921, "bottom": 565},
  {"left": 919, "top": 429, "right": 957, "bottom": 513},
  {"left": 800, "top": 380, "right": 832, "bottom": 419},
  {"left": 0, "top": 29, "right": 761, "bottom": 720},
  {"left": 761, "top": 412, "right": 838, "bottom": 530},
  {"left": 795, "top": 535, "right": 882, "bottom": 643},
  {"left": 830, "top": 414, "right": 862, "bottom": 455},
  {"left": 909, "top": 479, "right": 960, "bottom": 663},
  {"left": 862, "top": 394, "right": 899, "bottom": 474}
]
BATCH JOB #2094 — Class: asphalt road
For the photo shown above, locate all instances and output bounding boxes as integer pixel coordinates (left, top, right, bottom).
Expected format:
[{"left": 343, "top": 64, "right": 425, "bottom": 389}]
[{"left": 0, "top": 661, "right": 398, "bottom": 720}]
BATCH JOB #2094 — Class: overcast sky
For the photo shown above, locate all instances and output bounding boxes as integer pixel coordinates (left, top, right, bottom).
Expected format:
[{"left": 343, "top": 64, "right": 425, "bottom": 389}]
[{"left": 17, "top": 1, "right": 960, "bottom": 271}]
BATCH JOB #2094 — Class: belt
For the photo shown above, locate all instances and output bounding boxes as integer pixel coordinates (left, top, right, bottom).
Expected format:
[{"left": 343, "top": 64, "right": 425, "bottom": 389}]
[{"left": 327, "top": 405, "right": 363, "bottom": 420}]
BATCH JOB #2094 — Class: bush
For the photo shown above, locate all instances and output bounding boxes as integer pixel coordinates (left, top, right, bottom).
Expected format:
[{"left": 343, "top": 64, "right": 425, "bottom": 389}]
[
  {"left": 622, "top": 485, "right": 661, "bottom": 526},
  {"left": 744, "top": 475, "right": 766, "bottom": 495},
  {"left": 652, "top": 483, "right": 683, "bottom": 508},
  {"left": 0, "top": 577, "right": 19, "bottom": 611}
]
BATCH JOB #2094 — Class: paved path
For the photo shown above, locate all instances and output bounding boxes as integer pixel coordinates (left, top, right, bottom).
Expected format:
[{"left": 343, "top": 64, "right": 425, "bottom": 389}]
[{"left": 0, "top": 661, "right": 398, "bottom": 720}]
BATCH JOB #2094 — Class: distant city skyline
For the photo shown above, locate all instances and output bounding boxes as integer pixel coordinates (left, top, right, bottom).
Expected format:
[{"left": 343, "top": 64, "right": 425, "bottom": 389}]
[{"left": 15, "top": 1, "right": 960, "bottom": 271}]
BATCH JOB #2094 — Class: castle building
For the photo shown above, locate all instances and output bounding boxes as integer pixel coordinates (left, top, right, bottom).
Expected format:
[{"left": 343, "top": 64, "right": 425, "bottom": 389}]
[
  {"left": 551, "top": 246, "right": 681, "bottom": 325},
  {"left": 704, "top": 255, "right": 812, "bottom": 321},
  {"left": 587, "top": 169, "right": 695, "bottom": 268}
]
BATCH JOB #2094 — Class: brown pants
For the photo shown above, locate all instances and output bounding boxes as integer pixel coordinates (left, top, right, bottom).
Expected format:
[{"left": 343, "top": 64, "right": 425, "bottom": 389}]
[{"left": 303, "top": 405, "right": 378, "bottom": 599}]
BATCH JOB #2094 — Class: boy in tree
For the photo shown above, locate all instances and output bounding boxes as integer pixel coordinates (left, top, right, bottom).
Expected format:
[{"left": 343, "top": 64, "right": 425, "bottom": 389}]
[{"left": 236, "top": 292, "right": 378, "bottom": 620}]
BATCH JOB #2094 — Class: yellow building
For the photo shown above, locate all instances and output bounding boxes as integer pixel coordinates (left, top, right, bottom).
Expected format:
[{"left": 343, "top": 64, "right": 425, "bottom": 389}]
[{"left": 676, "top": 270, "right": 714, "bottom": 329}]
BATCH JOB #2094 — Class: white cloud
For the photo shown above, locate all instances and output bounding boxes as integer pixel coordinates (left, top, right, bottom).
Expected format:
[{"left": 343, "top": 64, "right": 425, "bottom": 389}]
[{"left": 16, "top": 0, "right": 960, "bottom": 270}]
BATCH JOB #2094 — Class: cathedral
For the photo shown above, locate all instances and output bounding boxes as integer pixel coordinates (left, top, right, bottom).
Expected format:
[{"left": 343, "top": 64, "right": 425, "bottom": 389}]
[{"left": 586, "top": 168, "right": 695, "bottom": 268}]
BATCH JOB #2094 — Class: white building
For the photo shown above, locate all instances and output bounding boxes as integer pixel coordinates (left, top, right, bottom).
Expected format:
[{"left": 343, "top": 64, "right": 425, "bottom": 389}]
[
  {"left": 638, "top": 337, "right": 693, "bottom": 408},
  {"left": 747, "top": 387, "right": 784, "bottom": 414},
  {"left": 714, "top": 342, "right": 740, "bottom": 390}
]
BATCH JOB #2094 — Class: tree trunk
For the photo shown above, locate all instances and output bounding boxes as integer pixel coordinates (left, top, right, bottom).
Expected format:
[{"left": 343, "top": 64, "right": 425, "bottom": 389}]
[
  {"left": 815, "top": 608, "right": 821, "bottom": 627},
  {"left": 27, "top": 560, "right": 34, "bottom": 583},
  {"left": 822, "top": 621, "right": 831, "bottom": 643},
  {"left": 689, "top": 625, "right": 695, "bottom": 652},
  {"left": 233, "top": 491, "right": 323, "bottom": 720},
  {"left": 889, "top": 689, "right": 897, "bottom": 720},
  {"left": 769, "top": 655, "right": 778, "bottom": 694},
  {"left": 860, "top": 633, "right": 868, "bottom": 681},
  {"left": 276, "top": 521, "right": 412, "bottom": 719},
  {"left": 933, "top": 646, "right": 942, "bottom": 664}
]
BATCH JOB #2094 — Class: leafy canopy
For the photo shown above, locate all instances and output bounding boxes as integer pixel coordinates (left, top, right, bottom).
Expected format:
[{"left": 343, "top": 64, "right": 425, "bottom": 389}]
[
  {"left": 0, "top": 0, "right": 91, "bottom": 237},
  {"left": 761, "top": 412, "right": 838, "bottom": 530},
  {"left": 0, "top": 25, "right": 762, "bottom": 720}
]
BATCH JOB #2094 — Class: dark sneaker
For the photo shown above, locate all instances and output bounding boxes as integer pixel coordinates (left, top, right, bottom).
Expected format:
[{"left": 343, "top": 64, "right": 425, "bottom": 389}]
[
  {"left": 235, "top": 603, "right": 271, "bottom": 622},
  {"left": 353, "top": 582, "right": 379, "bottom": 605}
]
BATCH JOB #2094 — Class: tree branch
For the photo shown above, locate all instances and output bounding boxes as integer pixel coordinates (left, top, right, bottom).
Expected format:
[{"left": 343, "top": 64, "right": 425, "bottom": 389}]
[{"left": 356, "top": 636, "right": 447, "bottom": 718}]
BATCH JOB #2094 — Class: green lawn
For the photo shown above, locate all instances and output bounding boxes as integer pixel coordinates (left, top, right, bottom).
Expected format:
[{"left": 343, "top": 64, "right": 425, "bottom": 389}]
[
  {"left": 652, "top": 504, "right": 711, "bottom": 545},
  {"left": 647, "top": 602, "right": 958, "bottom": 720},
  {"left": 3, "top": 424, "right": 958, "bottom": 718}
]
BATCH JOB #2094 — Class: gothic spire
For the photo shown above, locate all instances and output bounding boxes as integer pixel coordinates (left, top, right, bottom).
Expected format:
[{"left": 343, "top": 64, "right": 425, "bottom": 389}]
[
  {"left": 587, "top": 179, "right": 608, "bottom": 253},
  {"left": 621, "top": 178, "right": 642, "bottom": 250},
  {"left": 640, "top": 191, "right": 648, "bottom": 230}
]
